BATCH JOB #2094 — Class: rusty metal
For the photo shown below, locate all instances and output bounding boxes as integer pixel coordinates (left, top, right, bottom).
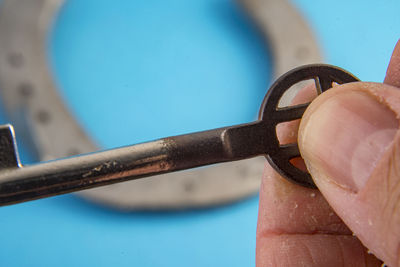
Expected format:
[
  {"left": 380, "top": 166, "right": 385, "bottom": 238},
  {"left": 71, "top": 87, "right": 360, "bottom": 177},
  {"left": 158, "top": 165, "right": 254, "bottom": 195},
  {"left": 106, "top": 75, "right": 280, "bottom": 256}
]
[
  {"left": 0, "top": 64, "right": 359, "bottom": 207},
  {"left": 0, "top": 0, "right": 322, "bottom": 209}
]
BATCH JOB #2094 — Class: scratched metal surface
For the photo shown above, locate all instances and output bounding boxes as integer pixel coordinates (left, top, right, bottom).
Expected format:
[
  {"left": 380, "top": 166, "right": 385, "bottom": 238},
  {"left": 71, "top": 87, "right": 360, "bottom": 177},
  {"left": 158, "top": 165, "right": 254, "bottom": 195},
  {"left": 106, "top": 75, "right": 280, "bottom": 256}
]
[{"left": 0, "top": 0, "right": 399, "bottom": 266}]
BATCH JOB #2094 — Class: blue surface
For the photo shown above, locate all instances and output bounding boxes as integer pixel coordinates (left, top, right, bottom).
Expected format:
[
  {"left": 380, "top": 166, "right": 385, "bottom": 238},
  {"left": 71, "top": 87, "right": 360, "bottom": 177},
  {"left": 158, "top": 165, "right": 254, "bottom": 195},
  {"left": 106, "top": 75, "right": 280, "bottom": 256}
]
[
  {"left": 292, "top": 0, "right": 400, "bottom": 82},
  {"left": 0, "top": 0, "right": 399, "bottom": 266},
  {"left": 50, "top": 0, "right": 271, "bottom": 148}
]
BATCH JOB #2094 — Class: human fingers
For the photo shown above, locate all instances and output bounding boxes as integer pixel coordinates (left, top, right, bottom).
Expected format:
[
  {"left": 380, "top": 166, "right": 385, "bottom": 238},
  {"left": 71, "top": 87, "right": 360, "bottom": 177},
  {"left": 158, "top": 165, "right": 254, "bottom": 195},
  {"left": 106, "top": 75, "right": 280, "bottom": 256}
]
[
  {"left": 256, "top": 85, "right": 381, "bottom": 266},
  {"left": 298, "top": 40, "right": 400, "bottom": 266}
]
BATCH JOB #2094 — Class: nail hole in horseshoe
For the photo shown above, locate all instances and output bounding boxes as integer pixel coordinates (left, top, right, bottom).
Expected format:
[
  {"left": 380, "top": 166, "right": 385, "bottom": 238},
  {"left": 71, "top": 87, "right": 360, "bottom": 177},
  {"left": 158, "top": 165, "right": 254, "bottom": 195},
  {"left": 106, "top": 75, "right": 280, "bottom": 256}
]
[
  {"left": 295, "top": 45, "right": 310, "bottom": 61},
  {"left": 183, "top": 181, "right": 196, "bottom": 192},
  {"left": 18, "top": 83, "right": 34, "bottom": 98},
  {"left": 66, "top": 148, "right": 81, "bottom": 157},
  {"left": 7, "top": 52, "right": 24, "bottom": 68},
  {"left": 36, "top": 110, "right": 51, "bottom": 124}
]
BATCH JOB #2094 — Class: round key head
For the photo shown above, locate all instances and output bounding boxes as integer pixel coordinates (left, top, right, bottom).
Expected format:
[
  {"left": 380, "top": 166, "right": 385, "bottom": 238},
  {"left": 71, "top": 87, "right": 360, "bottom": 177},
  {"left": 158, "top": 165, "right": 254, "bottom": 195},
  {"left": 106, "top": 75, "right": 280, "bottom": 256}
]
[{"left": 259, "top": 64, "right": 359, "bottom": 188}]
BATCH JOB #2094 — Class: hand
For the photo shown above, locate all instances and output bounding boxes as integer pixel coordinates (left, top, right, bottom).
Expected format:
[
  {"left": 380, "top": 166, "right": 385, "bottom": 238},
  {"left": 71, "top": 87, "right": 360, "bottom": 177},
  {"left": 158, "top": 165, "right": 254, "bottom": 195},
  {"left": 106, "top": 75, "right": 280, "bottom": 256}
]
[{"left": 256, "top": 40, "right": 400, "bottom": 267}]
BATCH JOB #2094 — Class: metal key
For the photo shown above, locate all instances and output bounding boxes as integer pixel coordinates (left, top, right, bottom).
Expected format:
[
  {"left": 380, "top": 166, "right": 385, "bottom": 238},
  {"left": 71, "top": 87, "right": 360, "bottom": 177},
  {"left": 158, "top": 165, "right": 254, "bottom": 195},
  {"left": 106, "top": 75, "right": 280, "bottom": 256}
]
[{"left": 0, "top": 64, "right": 358, "bottom": 206}]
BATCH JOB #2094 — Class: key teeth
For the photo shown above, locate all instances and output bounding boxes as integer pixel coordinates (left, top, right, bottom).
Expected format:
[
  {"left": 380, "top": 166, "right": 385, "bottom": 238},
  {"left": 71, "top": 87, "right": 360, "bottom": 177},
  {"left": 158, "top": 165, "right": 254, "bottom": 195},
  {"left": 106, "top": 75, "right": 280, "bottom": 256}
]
[{"left": 0, "top": 124, "right": 21, "bottom": 170}]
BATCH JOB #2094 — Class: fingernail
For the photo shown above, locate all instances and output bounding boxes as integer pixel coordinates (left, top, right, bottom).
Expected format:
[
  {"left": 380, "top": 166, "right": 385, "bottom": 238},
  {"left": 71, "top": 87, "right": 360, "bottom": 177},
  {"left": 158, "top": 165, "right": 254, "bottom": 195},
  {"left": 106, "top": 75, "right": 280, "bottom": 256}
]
[{"left": 299, "top": 90, "right": 398, "bottom": 191}]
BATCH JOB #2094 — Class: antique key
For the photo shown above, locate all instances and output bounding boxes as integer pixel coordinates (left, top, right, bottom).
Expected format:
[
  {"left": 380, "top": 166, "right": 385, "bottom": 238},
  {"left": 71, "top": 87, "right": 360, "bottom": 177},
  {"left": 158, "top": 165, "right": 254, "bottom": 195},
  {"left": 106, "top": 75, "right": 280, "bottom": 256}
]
[{"left": 0, "top": 64, "right": 359, "bottom": 206}]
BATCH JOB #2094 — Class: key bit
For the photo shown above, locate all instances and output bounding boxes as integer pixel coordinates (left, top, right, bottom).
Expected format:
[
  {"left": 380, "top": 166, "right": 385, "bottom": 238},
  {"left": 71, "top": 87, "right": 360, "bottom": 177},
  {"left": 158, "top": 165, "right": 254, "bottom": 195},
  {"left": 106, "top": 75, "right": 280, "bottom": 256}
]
[{"left": 0, "top": 64, "right": 359, "bottom": 206}]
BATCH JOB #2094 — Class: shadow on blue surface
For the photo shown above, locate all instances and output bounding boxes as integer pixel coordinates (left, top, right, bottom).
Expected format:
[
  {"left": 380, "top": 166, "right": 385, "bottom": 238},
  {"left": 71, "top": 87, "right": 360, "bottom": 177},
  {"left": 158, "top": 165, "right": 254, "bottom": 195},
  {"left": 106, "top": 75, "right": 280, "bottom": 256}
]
[{"left": 45, "top": 192, "right": 259, "bottom": 219}]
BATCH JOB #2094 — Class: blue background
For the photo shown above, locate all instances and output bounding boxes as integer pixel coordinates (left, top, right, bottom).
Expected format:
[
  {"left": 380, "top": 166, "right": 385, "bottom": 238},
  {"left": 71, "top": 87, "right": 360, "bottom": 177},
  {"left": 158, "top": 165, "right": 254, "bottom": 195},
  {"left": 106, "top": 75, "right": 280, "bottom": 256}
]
[{"left": 0, "top": 0, "right": 399, "bottom": 266}]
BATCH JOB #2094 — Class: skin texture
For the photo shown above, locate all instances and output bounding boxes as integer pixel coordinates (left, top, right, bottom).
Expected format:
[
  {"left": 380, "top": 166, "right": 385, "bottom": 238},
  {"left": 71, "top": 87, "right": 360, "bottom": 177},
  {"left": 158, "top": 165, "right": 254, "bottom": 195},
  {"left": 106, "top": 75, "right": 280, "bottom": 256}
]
[{"left": 256, "top": 39, "right": 400, "bottom": 266}]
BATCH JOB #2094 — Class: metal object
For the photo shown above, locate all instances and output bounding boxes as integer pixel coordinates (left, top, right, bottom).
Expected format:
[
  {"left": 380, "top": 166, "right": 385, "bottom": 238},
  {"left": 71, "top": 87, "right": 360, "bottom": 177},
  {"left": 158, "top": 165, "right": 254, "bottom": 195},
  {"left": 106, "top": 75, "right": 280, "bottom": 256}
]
[
  {"left": 0, "top": 0, "right": 322, "bottom": 209},
  {"left": 0, "top": 64, "right": 359, "bottom": 207}
]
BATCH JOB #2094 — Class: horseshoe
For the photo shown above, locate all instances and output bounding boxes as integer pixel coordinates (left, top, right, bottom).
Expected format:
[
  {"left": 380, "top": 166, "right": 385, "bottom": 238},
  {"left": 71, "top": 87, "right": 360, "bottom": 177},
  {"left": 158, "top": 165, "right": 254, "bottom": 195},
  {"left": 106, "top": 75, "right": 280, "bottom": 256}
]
[{"left": 0, "top": 0, "right": 322, "bottom": 209}]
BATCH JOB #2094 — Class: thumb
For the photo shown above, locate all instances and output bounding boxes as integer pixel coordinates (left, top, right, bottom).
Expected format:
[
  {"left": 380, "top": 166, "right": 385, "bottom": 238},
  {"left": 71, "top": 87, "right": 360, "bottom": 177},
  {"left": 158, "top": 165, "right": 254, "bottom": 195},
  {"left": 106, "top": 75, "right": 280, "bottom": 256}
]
[{"left": 298, "top": 83, "right": 400, "bottom": 266}]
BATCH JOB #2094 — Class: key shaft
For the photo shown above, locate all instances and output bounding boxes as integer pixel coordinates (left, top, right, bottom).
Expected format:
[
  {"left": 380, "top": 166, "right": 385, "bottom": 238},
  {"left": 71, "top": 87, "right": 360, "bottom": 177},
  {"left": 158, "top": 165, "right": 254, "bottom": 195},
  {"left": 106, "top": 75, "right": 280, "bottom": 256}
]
[{"left": 0, "top": 122, "right": 267, "bottom": 206}]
